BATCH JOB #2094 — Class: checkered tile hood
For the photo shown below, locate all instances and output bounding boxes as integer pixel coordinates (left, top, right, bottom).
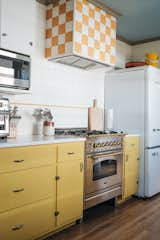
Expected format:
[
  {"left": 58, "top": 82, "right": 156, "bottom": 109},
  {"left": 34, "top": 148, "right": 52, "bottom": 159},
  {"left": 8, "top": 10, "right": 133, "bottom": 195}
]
[{"left": 46, "top": 0, "right": 116, "bottom": 67}]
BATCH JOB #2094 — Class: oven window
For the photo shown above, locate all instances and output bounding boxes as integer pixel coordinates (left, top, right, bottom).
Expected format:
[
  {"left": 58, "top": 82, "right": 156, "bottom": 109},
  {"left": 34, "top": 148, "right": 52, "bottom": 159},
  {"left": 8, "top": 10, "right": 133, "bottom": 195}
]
[{"left": 93, "top": 159, "right": 117, "bottom": 181}]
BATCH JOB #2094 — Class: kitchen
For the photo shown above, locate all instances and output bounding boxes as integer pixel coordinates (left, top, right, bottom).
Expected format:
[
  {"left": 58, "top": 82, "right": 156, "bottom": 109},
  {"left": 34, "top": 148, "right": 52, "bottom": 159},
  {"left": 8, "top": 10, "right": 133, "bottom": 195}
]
[{"left": 0, "top": 0, "right": 160, "bottom": 240}]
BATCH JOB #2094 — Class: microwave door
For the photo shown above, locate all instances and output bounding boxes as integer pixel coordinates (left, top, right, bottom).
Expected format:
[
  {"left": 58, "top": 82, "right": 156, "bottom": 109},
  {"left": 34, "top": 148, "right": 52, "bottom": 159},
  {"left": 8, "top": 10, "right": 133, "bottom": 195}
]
[{"left": 0, "top": 66, "right": 15, "bottom": 86}]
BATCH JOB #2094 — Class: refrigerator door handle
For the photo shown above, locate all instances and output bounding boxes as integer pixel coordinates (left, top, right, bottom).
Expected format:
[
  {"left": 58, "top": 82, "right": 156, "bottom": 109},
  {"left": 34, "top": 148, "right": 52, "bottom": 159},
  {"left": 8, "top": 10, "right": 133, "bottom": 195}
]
[
  {"left": 152, "top": 129, "right": 160, "bottom": 132},
  {"left": 152, "top": 152, "right": 159, "bottom": 156}
]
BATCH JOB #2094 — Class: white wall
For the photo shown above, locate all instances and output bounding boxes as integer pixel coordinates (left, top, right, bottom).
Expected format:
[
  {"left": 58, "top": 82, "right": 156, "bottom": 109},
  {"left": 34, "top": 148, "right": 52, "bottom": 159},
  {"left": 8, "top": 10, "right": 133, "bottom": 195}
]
[
  {"left": 132, "top": 40, "right": 160, "bottom": 62},
  {"left": 10, "top": 2, "right": 105, "bottom": 136},
  {"left": 116, "top": 40, "right": 132, "bottom": 68}
]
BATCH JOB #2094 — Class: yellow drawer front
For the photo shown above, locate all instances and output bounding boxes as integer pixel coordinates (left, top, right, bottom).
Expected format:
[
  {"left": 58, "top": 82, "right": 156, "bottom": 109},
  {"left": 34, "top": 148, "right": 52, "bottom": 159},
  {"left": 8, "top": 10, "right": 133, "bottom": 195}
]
[
  {"left": 58, "top": 142, "right": 84, "bottom": 162},
  {"left": 0, "top": 144, "right": 57, "bottom": 173},
  {"left": 0, "top": 166, "right": 56, "bottom": 213},
  {"left": 0, "top": 199, "right": 55, "bottom": 240}
]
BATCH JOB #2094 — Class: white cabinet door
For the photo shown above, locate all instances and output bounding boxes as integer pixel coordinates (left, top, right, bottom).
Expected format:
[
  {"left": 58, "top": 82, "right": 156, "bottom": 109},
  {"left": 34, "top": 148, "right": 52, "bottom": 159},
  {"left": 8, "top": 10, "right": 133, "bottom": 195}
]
[
  {"left": 0, "top": 0, "right": 35, "bottom": 55},
  {"left": 145, "top": 148, "right": 160, "bottom": 197},
  {"left": 146, "top": 76, "right": 160, "bottom": 147}
]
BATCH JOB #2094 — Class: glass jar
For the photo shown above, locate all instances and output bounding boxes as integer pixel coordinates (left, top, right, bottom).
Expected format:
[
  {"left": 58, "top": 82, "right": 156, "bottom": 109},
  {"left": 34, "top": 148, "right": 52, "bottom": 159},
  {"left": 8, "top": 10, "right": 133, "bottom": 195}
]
[{"left": 43, "top": 121, "right": 55, "bottom": 136}]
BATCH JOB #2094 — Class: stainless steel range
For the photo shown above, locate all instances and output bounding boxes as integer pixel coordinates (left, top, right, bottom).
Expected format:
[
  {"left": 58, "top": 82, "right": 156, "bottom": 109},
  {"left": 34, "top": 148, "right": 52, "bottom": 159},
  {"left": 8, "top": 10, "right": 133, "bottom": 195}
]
[
  {"left": 85, "top": 133, "right": 124, "bottom": 209},
  {"left": 55, "top": 128, "right": 125, "bottom": 209}
]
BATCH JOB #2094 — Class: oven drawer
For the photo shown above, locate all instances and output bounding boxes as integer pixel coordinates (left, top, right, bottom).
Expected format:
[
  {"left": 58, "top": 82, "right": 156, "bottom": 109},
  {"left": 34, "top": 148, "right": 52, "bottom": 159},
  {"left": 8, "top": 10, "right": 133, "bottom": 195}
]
[
  {"left": 0, "top": 145, "right": 57, "bottom": 174},
  {"left": 85, "top": 186, "right": 122, "bottom": 209},
  {"left": 58, "top": 142, "right": 84, "bottom": 162}
]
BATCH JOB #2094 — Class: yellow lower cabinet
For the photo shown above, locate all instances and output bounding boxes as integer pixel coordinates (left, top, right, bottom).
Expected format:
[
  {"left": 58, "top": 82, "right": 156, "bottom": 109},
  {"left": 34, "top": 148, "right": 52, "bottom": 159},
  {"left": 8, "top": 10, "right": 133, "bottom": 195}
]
[
  {"left": 56, "top": 160, "right": 84, "bottom": 227},
  {"left": 0, "top": 144, "right": 57, "bottom": 174},
  {"left": 122, "top": 136, "right": 139, "bottom": 200},
  {"left": 0, "top": 199, "right": 56, "bottom": 240},
  {"left": 0, "top": 165, "right": 56, "bottom": 213}
]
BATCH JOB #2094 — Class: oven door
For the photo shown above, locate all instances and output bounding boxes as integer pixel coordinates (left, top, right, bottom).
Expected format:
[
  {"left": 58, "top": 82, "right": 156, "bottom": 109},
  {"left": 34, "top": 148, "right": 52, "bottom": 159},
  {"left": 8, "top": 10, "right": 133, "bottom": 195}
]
[{"left": 85, "top": 152, "right": 122, "bottom": 195}]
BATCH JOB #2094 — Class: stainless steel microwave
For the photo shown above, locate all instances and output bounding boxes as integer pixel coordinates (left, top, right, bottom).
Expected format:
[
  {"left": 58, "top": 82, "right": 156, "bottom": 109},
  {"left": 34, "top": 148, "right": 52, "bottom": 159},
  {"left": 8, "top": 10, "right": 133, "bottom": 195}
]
[{"left": 0, "top": 49, "right": 30, "bottom": 90}]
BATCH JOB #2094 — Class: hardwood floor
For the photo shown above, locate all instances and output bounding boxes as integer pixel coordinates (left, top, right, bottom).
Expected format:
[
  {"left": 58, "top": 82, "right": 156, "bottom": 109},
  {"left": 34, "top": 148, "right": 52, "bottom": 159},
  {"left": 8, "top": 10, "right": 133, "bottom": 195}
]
[{"left": 46, "top": 195, "right": 160, "bottom": 240}]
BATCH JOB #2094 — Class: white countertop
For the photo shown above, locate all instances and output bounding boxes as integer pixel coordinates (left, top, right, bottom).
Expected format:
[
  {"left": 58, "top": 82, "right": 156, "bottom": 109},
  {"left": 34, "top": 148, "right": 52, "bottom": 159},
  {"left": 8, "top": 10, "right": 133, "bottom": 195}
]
[{"left": 0, "top": 135, "right": 86, "bottom": 148}]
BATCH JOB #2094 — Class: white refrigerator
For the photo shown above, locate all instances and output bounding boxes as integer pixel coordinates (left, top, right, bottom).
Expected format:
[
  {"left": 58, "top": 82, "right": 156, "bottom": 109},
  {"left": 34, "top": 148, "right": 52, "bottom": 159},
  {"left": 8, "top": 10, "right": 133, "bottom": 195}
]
[{"left": 105, "top": 66, "right": 160, "bottom": 198}]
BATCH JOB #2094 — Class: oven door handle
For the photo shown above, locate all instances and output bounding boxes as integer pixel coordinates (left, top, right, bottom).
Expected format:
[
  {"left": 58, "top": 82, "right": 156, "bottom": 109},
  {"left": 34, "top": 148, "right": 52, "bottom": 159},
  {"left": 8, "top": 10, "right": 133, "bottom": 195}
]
[{"left": 92, "top": 151, "right": 123, "bottom": 160}]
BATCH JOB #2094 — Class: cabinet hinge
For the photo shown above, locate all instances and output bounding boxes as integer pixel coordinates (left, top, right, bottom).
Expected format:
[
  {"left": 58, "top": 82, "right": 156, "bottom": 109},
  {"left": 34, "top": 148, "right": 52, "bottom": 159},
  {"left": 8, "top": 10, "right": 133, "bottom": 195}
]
[
  {"left": 54, "top": 211, "right": 59, "bottom": 217},
  {"left": 55, "top": 176, "right": 60, "bottom": 181},
  {"left": 137, "top": 180, "right": 139, "bottom": 184},
  {"left": 137, "top": 157, "right": 140, "bottom": 161}
]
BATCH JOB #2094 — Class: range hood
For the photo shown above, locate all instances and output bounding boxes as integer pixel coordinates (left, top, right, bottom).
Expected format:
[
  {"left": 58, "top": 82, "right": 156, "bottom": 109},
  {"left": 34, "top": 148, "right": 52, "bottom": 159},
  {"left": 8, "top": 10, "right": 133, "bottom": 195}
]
[{"left": 45, "top": 0, "right": 117, "bottom": 69}]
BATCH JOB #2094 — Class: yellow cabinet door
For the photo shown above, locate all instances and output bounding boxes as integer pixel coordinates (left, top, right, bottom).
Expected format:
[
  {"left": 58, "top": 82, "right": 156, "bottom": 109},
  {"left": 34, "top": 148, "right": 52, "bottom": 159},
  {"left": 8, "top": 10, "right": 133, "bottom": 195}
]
[
  {"left": 0, "top": 144, "right": 57, "bottom": 174},
  {"left": 0, "top": 198, "right": 56, "bottom": 240},
  {"left": 56, "top": 161, "right": 84, "bottom": 227},
  {"left": 0, "top": 165, "right": 56, "bottom": 213},
  {"left": 123, "top": 136, "right": 139, "bottom": 199}
]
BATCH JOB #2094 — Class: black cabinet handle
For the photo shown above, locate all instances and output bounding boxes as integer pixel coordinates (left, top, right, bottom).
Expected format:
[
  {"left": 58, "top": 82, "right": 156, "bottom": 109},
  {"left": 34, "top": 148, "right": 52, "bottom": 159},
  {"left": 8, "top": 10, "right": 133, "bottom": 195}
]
[
  {"left": 13, "top": 188, "right": 24, "bottom": 193},
  {"left": 13, "top": 160, "right": 24, "bottom": 163},
  {"left": 67, "top": 152, "right": 75, "bottom": 155},
  {"left": 12, "top": 224, "right": 24, "bottom": 231}
]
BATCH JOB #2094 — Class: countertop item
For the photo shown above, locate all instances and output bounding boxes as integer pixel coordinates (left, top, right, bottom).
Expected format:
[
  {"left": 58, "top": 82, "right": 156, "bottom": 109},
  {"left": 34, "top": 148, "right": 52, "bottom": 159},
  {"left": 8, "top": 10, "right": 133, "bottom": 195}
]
[
  {"left": 0, "top": 135, "right": 86, "bottom": 148},
  {"left": 126, "top": 61, "right": 146, "bottom": 68},
  {"left": 88, "top": 99, "right": 104, "bottom": 131}
]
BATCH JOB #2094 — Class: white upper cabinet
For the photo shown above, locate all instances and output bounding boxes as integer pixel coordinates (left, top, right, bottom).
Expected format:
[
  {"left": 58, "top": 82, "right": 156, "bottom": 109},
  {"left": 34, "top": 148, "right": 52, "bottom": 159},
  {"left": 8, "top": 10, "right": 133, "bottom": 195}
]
[{"left": 0, "top": 0, "right": 35, "bottom": 55}]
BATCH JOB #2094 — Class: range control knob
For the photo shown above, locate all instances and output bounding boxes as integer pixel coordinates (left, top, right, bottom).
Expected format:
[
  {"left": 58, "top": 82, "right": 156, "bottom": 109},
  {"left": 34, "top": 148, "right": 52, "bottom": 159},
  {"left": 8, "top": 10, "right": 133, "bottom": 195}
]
[{"left": 94, "top": 143, "right": 99, "bottom": 148}]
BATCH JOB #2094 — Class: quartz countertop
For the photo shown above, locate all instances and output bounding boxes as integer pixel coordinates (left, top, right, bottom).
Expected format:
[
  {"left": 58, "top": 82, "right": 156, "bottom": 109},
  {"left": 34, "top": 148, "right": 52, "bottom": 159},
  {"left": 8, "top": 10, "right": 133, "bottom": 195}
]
[{"left": 0, "top": 135, "right": 86, "bottom": 148}]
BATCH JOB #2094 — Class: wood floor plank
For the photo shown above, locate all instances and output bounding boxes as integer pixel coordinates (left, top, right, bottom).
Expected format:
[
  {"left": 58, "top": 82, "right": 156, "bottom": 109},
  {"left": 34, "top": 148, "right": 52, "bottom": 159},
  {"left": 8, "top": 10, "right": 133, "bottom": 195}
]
[{"left": 46, "top": 195, "right": 160, "bottom": 240}]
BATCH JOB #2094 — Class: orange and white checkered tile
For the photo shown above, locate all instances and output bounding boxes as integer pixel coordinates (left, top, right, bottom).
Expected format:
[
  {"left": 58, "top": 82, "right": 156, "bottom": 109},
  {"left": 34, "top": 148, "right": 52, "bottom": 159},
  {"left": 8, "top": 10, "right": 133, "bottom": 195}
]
[
  {"left": 45, "top": 0, "right": 116, "bottom": 66},
  {"left": 73, "top": 0, "right": 116, "bottom": 66},
  {"left": 46, "top": 0, "right": 74, "bottom": 58}
]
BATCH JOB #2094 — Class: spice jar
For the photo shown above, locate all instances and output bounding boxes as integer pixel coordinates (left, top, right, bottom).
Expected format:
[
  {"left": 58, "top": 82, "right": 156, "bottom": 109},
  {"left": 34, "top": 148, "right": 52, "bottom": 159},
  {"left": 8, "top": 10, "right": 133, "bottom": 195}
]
[{"left": 43, "top": 120, "right": 55, "bottom": 136}]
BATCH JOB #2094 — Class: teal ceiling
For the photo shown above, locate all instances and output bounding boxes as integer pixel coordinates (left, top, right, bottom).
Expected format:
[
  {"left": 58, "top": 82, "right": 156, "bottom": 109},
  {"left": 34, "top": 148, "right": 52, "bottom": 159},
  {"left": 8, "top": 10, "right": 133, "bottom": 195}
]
[{"left": 98, "top": 0, "right": 160, "bottom": 44}]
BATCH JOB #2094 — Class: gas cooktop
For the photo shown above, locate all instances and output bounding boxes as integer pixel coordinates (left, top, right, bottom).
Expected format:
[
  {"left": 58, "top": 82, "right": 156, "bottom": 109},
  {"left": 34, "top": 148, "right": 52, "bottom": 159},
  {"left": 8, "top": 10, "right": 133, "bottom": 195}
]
[{"left": 55, "top": 128, "right": 123, "bottom": 137}]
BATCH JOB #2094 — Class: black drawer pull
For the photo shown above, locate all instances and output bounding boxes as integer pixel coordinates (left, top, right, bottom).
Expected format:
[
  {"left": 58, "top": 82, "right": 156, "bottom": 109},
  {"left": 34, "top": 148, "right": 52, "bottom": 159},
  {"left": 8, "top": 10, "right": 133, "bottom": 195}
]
[
  {"left": 67, "top": 152, "right": 75, "bottom": 155},
  {"left": 12, "top": 224, "right": 24, "bottom": 231},
  {"left": 13, "top": 188, "right": 24, "bottom": 193},
  {"left": 13, "top": 160, "right": 24, "bottom": 163}
]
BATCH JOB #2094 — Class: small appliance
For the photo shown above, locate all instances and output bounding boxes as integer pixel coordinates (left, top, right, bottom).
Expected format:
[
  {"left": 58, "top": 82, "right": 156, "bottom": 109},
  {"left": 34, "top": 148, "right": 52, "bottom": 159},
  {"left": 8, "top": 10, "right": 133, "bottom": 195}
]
[{"left": 0, "top": 49, "right": 30, "bottom": 90}]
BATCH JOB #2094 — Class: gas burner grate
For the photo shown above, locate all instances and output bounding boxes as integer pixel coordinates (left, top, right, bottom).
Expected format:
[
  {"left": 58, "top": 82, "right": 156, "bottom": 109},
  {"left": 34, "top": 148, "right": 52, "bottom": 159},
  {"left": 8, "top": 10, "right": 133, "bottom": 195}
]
[{"left": 55, "top": 128, "right": 120, "bottom": 137}]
